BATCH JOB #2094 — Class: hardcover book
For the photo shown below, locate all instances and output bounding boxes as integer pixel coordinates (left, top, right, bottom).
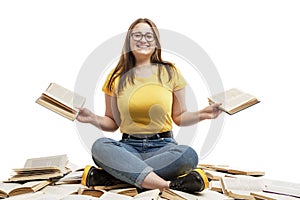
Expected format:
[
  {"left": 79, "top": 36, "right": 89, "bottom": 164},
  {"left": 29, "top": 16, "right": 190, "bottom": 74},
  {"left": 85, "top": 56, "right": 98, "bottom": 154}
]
[
  {"left": 36, "top": 83, "right": 85, "bottom": 121},
  {"left": 208, "top": 88, "right": 259, "bottom": 115}
]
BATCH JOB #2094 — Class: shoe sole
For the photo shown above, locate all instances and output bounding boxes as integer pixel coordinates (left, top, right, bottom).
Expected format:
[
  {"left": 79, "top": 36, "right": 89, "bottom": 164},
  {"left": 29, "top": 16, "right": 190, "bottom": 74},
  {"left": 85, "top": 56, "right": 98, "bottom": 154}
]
[
  {"left": 194, "top": 168, "right": 209, "bottom": 190},
  {"left": 81, "top": 165, "right": 93, "bottom": 186}
]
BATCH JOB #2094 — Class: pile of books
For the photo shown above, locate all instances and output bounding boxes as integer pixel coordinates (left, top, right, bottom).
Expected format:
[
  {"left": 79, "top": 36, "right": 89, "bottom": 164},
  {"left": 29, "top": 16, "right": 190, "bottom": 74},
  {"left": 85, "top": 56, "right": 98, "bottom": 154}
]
[
  {"left": 1, "top": 155, "right": 300, "bottom": 200},
  {"left": 199, "top": 164, "right": 300, "bottom": 200},
  {"left": 0, "top": 154, "right": 199, "bottom": 199},
  {"left": 0, "top": 155, "right": 77, "bottom": 199}
]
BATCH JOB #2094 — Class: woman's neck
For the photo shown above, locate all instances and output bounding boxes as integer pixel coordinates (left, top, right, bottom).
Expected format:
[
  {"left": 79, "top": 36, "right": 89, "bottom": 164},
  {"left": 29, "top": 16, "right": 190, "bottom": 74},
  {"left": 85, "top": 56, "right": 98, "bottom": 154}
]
[
  {"left": 135, "top": 57, "right": 151, "bottom": 67},
  {"left": 134, "top": 62, "right": 156, "bottom": 78}
]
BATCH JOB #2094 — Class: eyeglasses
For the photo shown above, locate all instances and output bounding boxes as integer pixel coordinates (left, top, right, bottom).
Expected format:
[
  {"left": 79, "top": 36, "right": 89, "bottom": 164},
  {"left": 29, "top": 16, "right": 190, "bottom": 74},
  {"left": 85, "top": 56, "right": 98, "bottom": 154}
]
[{"left": 131, "top": 32, "right": 154, "bottom": 42}]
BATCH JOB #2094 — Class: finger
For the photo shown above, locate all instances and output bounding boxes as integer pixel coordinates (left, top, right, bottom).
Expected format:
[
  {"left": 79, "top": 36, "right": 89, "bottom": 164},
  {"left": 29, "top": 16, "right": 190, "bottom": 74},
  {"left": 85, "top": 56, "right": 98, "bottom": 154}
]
[
  {"left": 77, "top": 107, "right": 84, "bottom": 112},
  {"left": 213, "top": 103, "right": 222, "bottom": 112},
  {"left": 212, "top": 103, "right": 222, "bottom": 108}
]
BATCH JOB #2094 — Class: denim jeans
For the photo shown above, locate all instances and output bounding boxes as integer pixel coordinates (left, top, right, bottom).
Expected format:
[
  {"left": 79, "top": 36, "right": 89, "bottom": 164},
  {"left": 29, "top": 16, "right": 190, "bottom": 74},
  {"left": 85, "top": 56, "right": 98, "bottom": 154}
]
[{"left": 91, "top": 135, "right": 198, "bottom": 188}]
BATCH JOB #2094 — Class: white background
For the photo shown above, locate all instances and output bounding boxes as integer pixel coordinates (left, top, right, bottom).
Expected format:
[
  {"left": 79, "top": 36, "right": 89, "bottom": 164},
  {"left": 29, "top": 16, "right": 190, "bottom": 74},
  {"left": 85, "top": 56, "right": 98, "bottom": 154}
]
[{"left": 1, "top": 0, "right": 299, "bottom": 184}]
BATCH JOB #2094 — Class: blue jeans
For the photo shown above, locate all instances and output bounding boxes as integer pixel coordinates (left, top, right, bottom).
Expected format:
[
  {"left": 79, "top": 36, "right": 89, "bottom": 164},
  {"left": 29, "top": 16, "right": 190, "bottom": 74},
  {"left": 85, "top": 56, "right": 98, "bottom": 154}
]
[{"left": 91, "top": 135, "right": 198, "bottom": 188}]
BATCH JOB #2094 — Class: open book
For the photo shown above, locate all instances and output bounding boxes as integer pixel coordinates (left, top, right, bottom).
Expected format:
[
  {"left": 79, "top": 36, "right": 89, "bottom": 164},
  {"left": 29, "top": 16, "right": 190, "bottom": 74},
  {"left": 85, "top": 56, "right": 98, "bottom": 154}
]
[
  {"left": 198, "top": 164, "right": 265, "bottom": 177},
  {"left": 78, "top": 188, "right": 159, "bottom": 200},
  {"left": 0, "top": 180, "right": 50, "bottom": 198},
  {"left": 40, "top": 184, "right": 83, "bottom": 198},
  {"left": 160, "top": 189, "right": 188, "bottom": 200},
  {"left": 220, "top": 176, "right": 299, "bottom": 200},
  {"left": 208, "top": 88, "right": 259, "bottom": 115},
  {"left": 55, "top": 169, "right": 83, "bottom": 185},
  {"left": 109, "top": 188, "right": 138, "bottom": 197},
  {"left": 8, "top": 155, "right": 70, "bottom": 182},
  {"left": 220, "top": 176, "right": 265, "bottom": 200},
  {"left": 36, "top": 83, "right": 86, "bottom": 121},
  {"left": 263, "top": 179, "right": 300, "bottom": 198}
]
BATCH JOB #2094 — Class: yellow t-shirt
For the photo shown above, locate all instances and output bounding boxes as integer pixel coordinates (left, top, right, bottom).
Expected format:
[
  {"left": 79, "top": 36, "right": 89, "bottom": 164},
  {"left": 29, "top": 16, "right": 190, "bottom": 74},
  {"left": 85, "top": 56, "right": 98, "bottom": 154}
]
[{"left": 102, "top": 65, "right": 187, "bottom": 134}]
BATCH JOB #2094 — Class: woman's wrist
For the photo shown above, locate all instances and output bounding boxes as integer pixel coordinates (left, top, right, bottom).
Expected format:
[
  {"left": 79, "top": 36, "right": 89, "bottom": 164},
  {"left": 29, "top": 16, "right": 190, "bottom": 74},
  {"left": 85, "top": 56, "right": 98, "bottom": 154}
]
[
  {"left": 198, "top": 109, "right": 208, "bottom": 121},
  {"left": 91, "top": 114, "right": 100, "bottom": 128}
]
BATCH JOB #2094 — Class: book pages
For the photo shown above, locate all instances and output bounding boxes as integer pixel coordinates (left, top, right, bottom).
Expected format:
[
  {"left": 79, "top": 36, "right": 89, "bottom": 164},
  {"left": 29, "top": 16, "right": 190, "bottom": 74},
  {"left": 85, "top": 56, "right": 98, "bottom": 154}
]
[
  {"left": 263, "top": 179, "right": 300, "bottom": 198},
  {"left": 208, "top": 88, "right": 259, "bottom": 114},
  {"left": 24, "top": 154, "right": 68, "bottom": 169},
  {"left": 36, "top": 83, "right": 86, "bottom": 120},
  {"left": 45, "top": 83, "right": 86, "bottom": 110},
  {"left": 221, "top": 176, "right": 265, "bottom": 199}
]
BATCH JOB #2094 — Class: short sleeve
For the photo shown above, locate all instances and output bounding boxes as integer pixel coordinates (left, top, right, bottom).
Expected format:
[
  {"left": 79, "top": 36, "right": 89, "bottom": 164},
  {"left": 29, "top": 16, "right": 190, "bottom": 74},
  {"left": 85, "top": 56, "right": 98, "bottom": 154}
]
[
  {"left": 172, "top": 66, "right": 187, "bottom": 91},
  {"left": 102, "top": 70, "right": 119, "bottom": 96}
]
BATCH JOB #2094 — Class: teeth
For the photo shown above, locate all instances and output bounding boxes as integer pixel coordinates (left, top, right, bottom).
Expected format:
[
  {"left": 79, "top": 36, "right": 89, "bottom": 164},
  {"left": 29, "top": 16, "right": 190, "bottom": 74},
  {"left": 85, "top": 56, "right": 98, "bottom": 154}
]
[{"left": 137, "top": 45, "right": 149, "bottom": 48}]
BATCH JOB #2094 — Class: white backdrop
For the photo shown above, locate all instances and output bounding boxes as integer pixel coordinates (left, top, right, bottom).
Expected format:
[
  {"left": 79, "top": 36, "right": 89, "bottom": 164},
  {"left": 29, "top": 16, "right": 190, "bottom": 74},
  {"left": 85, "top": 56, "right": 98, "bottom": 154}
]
[{"left": 1, "top": 0, "right": 299, "bottom": 183}]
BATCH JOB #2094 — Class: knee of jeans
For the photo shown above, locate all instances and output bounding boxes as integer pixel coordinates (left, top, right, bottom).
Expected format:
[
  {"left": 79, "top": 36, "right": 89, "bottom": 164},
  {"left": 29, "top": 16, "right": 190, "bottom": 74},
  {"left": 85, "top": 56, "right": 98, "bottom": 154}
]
[
  {"left": 91, "top": 137, "right": 112, "bottom": 156},
  {"left": 180, "top": 145, "right": 199, "bottom": 167}
]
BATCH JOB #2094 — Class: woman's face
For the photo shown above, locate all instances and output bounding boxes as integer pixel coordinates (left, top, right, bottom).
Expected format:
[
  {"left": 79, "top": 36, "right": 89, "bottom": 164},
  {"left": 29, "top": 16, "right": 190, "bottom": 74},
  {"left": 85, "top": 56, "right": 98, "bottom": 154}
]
[{"left": 130, "top": 22, "right": 156, "bottom": 60}]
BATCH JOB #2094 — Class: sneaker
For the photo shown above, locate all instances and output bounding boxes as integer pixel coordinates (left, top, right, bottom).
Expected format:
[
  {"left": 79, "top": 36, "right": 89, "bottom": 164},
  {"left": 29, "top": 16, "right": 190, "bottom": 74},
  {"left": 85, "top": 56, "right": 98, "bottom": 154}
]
[
  {"left": 169, "top": 169, "right": 209, "bottom": 193},
  {"left": 81, "top": 165, "right": 123, "bottom": 187}
]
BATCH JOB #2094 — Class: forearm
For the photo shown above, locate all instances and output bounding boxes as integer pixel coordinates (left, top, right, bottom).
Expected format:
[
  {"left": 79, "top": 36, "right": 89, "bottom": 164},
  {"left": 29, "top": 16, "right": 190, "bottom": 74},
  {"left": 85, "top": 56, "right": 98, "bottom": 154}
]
[
  {"left": 172, "top": 89, "right": 222, "bottom": 127},
  {"left": 173, "top": 107, "right": 220, "bottom": 126},
  {"left": 173, "top": 111, "right": 201, "bottom": 126},
  {"left": 91, "top": 115, "right": 119, "bottom": 132}
]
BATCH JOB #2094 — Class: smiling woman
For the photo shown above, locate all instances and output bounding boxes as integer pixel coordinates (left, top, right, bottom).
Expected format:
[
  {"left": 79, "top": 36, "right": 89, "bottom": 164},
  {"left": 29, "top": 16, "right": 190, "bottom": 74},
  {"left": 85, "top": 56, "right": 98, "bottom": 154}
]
[
  {"left": 76, "top": 18, "right": 222, "bottom": 193},
  {"left": 130, "top": 24, "right": 156, "bottom": 60}
]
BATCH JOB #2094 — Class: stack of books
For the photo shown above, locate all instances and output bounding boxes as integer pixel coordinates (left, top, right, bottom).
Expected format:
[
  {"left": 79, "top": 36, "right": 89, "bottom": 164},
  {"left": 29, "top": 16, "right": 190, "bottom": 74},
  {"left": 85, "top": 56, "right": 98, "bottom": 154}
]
[
  {"left": 199, "top": 164, "right": 300, "bottom": 200},
  {"left": 1, "top": 156, "right": 300, "bottom": 199}
]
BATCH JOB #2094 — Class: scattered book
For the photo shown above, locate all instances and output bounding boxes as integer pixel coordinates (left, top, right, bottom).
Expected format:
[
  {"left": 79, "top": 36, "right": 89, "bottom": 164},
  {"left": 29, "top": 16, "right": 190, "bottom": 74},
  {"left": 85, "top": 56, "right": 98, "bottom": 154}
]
[
  {"left": 160, "top": 189, "right": 187, "bottom": 200},
  {"left": 198, "top": 188, "right": 235, "bottom": 200},
  {"left": 263, "top": 179, "right": 300, "bottom": 198},
  {"left": 198, "top": 164, "right": 265, "bottom": 177},
  {"left": 0, "top": 191, "right": 47, "bottom": 200},
  {"left": 77, "top": 187, "right": 105, "bottom": 198},
  {"left": 132, "top": 189, "right": 160, "bottom": 199},
  {"left": 61, "top": 194, "right": 100, "bottom": 200},
  {"left": 109, "top": 188, "right": 138, "bottom": 197},
  {"left": 198, "top": 164, "right": 229, "bottom": 171},
  {"left": 250, "top": 191, "right": 278, "bottom": 200},
  {"left": 55, "top": 169, "right": 83, "bottom": 185},
  {"left": 8, "top": 154, "right": 70, "bottom": 182},
  {"left": 208, "top": 88, "right": 260, "bottom": 115},
  {"left": 209, "top": 180, "right": 223, "bottom": 193},
  {"left": 36, "top": 83, "right": 86, "bottom": 121},
  {"left": 40, "top": 184, "right": 82, "bottom": 198},
  {"left": 98, "top": 191, "right": 133, "bottom": 200},
  {"left": 93, "top": 183, "right": 132, "bottom": 191},
  {"left": 220, "top": 176, "right": 265, "bottom": 200},
  {"left": 227, "top": 168, "right": 265, "bottom": 177},
  {"left": 0, "top": 180, "right": 50, "bottom": 198},
  {"left": 78, "top": 188, "right": 159, "bottom": 200},
  {"left": 161, "top": 188, "right": 234, "bottom": 200}
]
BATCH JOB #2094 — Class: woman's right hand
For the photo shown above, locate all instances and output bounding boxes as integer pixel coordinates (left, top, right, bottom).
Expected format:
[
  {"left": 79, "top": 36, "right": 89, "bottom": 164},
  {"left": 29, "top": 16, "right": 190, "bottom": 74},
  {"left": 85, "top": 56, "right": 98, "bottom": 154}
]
[{"left": 76, "top": 107, "right": 97, "bottom": 124}]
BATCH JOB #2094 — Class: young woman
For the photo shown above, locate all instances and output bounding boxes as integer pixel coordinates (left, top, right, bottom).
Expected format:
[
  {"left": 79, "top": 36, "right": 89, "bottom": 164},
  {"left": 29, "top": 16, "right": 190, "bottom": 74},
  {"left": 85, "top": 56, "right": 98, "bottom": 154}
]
[{"left": 76, "top": 18, "right": 222, "bottom": 193}]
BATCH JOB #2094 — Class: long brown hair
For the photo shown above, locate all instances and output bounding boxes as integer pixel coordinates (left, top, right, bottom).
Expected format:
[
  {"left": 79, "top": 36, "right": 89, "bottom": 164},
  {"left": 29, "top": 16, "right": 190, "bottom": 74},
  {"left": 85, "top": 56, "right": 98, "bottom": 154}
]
[{"left": 107, "top": 18, "right": 176, "bottom": 94}]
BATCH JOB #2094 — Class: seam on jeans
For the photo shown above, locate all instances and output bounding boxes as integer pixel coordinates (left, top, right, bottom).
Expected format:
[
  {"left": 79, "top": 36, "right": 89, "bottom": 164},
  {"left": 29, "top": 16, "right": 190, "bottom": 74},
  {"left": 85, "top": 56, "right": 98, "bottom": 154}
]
[{"left": 135, "top": 166, "right": 153, "bottom": 188}]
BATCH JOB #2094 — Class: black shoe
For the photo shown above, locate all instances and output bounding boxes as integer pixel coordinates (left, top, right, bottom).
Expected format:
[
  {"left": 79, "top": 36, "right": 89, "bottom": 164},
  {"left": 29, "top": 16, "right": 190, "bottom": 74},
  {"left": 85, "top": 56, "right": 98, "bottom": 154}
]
[
  {"left": 169, "top": 169, "right": 209, "bottom": 193},
  {"left": 81, "top": 165, "right": 122, "bottom": 187}
]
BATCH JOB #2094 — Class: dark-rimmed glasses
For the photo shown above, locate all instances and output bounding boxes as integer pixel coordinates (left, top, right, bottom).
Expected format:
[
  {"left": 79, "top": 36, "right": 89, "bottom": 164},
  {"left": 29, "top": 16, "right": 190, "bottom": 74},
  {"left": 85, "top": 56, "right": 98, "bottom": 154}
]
[{"left": 131, "top": 32, "right": 154, "bottom": 42}]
